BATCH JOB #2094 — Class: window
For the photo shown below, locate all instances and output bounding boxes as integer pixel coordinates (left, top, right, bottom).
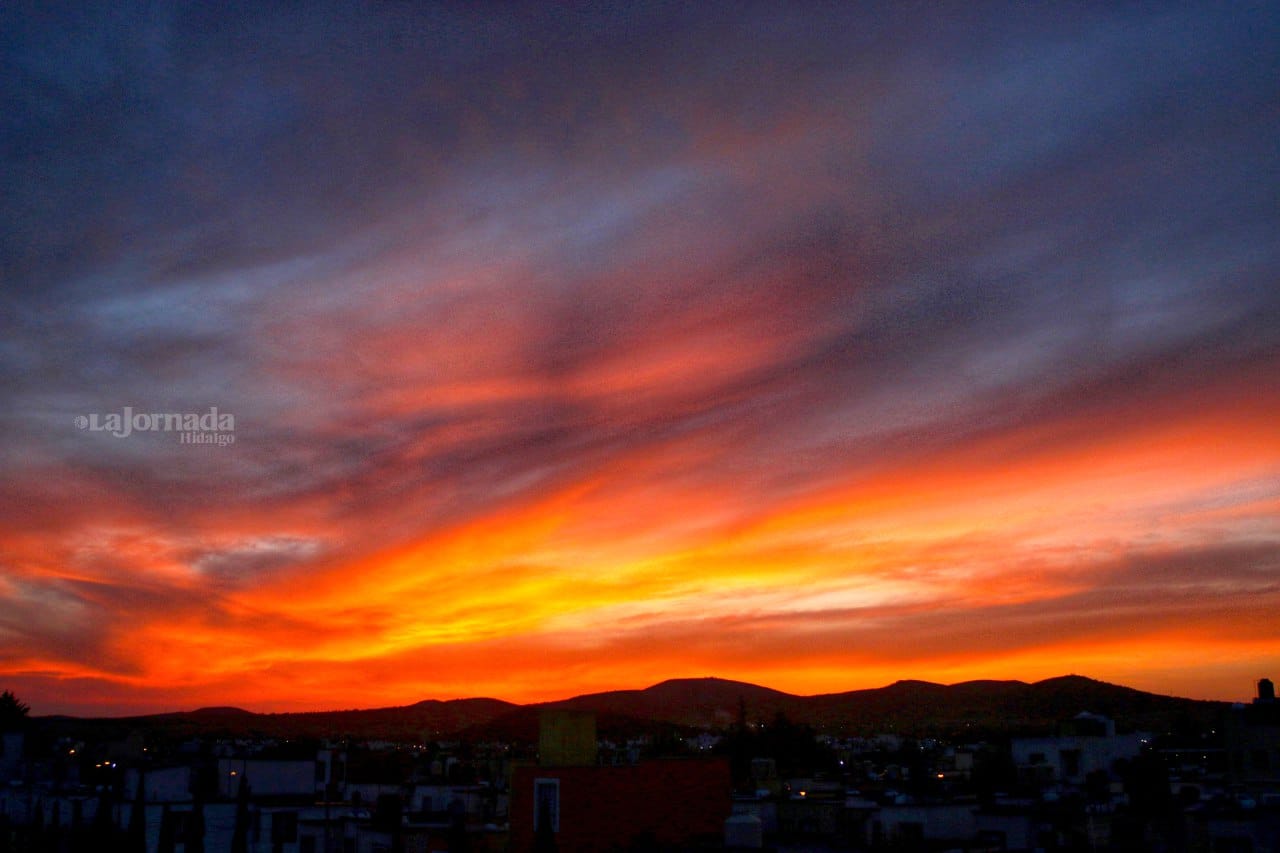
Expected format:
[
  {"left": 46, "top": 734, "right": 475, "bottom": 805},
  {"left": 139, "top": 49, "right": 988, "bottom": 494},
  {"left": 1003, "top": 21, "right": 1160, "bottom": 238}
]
[
  {"left": 534, "top": 778, "right": 560, "bottom": 833},
  {"left": 1061, "top": 749, "right": 1082, "bottom": 778}
]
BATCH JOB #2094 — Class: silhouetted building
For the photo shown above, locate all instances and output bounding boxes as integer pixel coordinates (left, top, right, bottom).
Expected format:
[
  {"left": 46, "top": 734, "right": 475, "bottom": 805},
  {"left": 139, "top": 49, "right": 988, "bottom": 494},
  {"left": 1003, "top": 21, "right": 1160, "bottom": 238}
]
[
  {"left": 724, "top": 813, "right": 764, "bottom": 849},
  {"left": 216, "top": 758, "right": 317, "bottom": 798},
  {"left": 872, "top": 802, "right": 976, "bottom": 849},
  {"left": 538, "top": 709, "right": 597, "bottom": 768},
  {"left": 1227, "top": 677, "right": 1280, "bottom": 786},
  {"left": 1011, "top": 713, "right": 1145, "bottom": 786},
  {"left": 0, "top": 731, "right": 23, "bottom": 783},
  {"left": 510, "top": 711, "right": 731, "bottom": 853}
]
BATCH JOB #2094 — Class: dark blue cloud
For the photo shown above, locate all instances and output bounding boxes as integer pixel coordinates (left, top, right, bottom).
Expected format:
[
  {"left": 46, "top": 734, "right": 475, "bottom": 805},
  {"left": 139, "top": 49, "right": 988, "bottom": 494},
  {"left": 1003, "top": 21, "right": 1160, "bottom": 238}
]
[{"left": 1, "top": 2, "right": 1277, "bottom": 708}]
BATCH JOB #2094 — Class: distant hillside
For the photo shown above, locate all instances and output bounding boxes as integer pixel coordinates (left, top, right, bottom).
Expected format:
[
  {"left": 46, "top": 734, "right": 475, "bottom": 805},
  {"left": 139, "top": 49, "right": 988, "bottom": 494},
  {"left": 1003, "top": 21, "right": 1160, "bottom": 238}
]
[
  {"left": 190, "top": 706, "right": 253, "bottom": 715},
  {"left": 458, "top": 707, "right": 671, "bottom": 744},
  {"left": 542, "top": 677, "right": 802, "bottom": 728},
  {"left": 799, "top": 675, "right": 1223, "bottom": 735},
  {"left": 258, "top": 697, "right": 520, "bottom": 740},
  {"left": 34, "top": 675, "right": 1226, "bottom": 742},
  {"left": 64, "top": 696, "right": 523, "bottom": 743},
  {"left": 531, "top": 674, "right": 1222, "bottom": 737}
]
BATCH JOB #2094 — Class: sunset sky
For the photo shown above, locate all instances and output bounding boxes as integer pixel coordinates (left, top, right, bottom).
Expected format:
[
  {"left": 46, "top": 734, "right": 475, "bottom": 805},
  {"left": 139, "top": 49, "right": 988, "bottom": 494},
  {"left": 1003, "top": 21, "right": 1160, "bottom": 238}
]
[{"left": 2, "top": 3, "right": 1277, "bottom": 716}]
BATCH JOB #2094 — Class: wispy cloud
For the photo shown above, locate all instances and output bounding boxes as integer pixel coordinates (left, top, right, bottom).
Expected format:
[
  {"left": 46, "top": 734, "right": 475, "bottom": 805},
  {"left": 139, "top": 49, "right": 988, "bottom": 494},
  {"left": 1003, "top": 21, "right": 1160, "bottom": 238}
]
[{"left": 1, "top": 2, "right": 1277, "bottom": 713}]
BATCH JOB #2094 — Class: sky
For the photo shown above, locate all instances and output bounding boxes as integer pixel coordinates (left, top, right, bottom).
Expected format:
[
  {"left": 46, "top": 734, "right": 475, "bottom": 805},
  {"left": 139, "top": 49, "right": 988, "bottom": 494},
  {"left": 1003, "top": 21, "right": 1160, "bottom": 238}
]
[{"left": 1, "top": 2, "right": 1278, "bottom": 717}]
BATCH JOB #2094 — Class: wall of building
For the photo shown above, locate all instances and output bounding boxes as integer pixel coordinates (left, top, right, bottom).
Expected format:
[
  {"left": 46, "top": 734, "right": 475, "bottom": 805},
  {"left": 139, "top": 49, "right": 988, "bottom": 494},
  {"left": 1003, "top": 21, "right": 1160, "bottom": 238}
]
[
  {"left": 127, "top": 765, "right": 192, "bottom": 802},
  {"left": 1226, "top": 701, "right": 1280, "bottom": 786},
  {"left": 0, "top": 733, "right": 24, "bottom": 781},
  {"left": 217, "top": 758, "right": 318, "bottom": 798},
  {"left": 510, "top": 758, "right": 731, "bottom": 853},
  {"left": 875, "top": 802, "right": 976, "bottom": 844},
  {"left": 1011, "top": 731, "right": 1145, "bottom": 784},
  {"left": 537, "top": 709, "right": 597, "bottom": 768}
]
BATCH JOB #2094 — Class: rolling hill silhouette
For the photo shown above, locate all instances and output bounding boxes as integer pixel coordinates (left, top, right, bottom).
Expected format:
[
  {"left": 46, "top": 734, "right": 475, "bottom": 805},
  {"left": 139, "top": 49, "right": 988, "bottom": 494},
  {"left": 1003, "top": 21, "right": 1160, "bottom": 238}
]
[{"left": 42, "top": 675, "right": 1224, "bottom": 741}]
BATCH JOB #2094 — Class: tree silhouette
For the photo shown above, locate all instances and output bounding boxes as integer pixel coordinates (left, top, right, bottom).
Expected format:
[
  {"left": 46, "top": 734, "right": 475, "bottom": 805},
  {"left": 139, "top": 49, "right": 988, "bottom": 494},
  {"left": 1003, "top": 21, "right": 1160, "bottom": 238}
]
[
  {"left": 720, "top": 709, "right": 832, "bottom": 789},
  {"left": 0, "top": 692, "right": 29, "bottom": 729},
  {"left": 1112, "top": 753, "right": 1177, "bottom": 849}
]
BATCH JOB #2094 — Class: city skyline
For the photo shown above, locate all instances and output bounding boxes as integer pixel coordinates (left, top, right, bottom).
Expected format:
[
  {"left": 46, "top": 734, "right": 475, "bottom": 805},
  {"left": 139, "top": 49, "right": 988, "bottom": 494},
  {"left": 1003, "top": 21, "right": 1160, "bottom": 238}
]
[{"left": 1, "top": 3, "right": 1277, "bottom": 717}]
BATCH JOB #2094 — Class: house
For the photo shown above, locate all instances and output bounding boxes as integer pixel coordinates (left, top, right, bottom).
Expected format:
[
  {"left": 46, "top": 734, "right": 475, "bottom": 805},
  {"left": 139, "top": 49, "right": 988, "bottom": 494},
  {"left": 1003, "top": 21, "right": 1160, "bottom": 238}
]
[
  {"left": 126, "top": 766, "right": 192, "bottom": 802},
  {"left": 1227, "top": 677, "right": 1280, "bottom": 788},
  {"left": 0, "top": 731, "right": 24, "bottom": 782},
  {"left": 869, "top": 801, "right": 977, "bottom": 848},
  {"left": 509, "top": 710, "right": 732, "bottom": 853},
  {"left": 1011, "top": 713, "right": 1145, "bottom": 786},
  {"left": 217, "top": 757, "right": 320, "bottom": 798}
]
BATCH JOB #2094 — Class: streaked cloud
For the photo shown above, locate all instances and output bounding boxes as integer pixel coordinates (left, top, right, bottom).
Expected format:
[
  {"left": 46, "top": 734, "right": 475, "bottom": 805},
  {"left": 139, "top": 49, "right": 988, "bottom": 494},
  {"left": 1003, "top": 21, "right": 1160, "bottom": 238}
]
[{"left": 1, "top": 2, "right": 1276, "bottom": 714}]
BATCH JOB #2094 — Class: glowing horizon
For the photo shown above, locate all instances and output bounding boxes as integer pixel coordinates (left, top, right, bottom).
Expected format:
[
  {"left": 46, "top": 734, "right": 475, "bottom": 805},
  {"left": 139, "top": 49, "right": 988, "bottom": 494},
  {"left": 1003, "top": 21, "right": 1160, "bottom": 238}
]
[{"left": 1, "top": 3, "right": 1277, "bottom": 718}]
